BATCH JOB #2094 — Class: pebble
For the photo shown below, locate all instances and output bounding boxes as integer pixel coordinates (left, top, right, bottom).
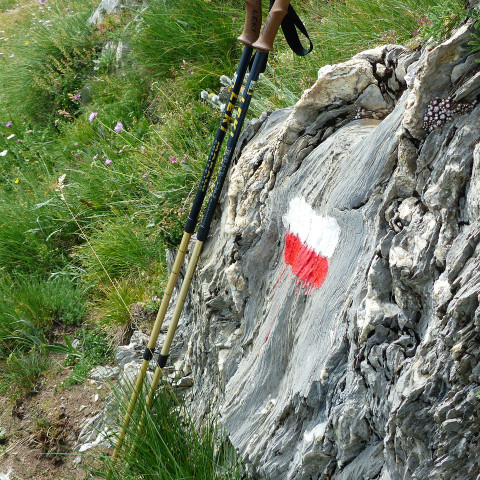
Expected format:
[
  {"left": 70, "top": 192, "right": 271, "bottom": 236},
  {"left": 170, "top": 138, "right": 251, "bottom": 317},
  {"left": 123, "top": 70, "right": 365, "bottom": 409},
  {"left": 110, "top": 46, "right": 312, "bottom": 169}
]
[{"left": 176, "top": 377, "right": 194, "bottom": 388}]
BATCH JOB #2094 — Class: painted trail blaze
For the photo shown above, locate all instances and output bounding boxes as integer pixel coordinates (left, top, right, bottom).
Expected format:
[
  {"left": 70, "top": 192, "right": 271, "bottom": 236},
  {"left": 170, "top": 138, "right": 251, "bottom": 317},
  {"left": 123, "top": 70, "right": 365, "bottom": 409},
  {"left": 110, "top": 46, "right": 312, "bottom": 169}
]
[
  {"left": 283, "top": 197, "right": 341, "bottom": 293},
  {"left": 257, "top": 197, "right": 342, "bottom": 356}
]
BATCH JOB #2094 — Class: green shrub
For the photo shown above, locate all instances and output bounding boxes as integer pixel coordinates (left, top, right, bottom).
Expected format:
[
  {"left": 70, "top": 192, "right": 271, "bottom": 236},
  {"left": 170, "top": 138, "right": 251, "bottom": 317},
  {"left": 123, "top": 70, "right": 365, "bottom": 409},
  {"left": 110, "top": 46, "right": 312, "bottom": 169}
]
[{"left": 421, "top": 0, "right": 467, "bottom": 41}]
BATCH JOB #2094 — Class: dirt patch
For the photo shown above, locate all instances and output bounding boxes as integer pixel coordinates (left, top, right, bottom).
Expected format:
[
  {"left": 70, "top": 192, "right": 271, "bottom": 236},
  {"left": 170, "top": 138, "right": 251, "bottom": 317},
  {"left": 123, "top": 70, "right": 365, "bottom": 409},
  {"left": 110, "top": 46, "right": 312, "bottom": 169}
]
[{"left": 0, "top": 358, "right": 114, "bottom": 480}]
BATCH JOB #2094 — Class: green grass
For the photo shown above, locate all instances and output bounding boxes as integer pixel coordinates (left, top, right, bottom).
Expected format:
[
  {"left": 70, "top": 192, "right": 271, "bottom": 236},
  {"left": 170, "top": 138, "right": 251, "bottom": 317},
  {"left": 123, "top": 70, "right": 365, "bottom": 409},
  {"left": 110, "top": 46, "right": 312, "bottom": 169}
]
[
  {"left": 132, "top": 0, "right": 243, "bottom": 101},
  {"left": 92, "top": 385, "right": 246, "bottom": 480},
  {"left": 0, "top": 0, "right": 17, "bottom": 12},
  {"left": 61, "top": 324, "right": 114, "bottom": 387},
  {"left": 0, "top": 274, "right": 88, "bottom": 401},
  {"left": 0, "top": 277, "right": 88, "bottom": 353},
  {"left": 0, "top": 347, "right": 51, "bottom": 403},
  {"left": 0, "top": 0, "right": 99, "bottom": 125},
  {"left": 73, "top": 217, "right": 164, "bottom": 284}
]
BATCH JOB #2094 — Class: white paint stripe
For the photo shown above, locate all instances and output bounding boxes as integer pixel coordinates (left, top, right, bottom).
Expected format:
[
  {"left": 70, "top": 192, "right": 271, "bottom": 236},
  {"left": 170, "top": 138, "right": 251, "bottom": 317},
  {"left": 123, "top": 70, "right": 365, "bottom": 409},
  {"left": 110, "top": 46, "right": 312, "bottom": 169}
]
[{"left": 283, "top": 196, "right": 341, "bottom": 257}]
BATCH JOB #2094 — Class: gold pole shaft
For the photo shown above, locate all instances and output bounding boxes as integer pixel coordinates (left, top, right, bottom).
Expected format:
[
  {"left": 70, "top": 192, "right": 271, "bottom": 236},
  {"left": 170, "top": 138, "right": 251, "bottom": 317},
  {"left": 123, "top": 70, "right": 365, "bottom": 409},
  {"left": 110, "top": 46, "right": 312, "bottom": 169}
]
[
  {"left": 143, "top": 240, "right": 204, "bottom": 409},
  {"left": 127, "top": 240, "right": 205, "bottom": 456},
  {"left": 160, "top": 240, "right": 204, "bottom": 358},
  {"left": 130, "top": 365, "right": 164, "bottom": 448},
  {"left": 112, "top": 231, "right": 191, "bottom": 459}
]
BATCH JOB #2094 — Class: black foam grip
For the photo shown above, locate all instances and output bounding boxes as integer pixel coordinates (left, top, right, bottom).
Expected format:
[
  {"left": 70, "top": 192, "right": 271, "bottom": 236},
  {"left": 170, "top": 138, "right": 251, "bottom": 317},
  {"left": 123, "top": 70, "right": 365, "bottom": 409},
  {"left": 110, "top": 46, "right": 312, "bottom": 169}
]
[
  {"left": 157, "top": 354, "right": 169, "bottom": 369},
  {"left": 143, "top": 347, "right": 155, "bottom": 361}
]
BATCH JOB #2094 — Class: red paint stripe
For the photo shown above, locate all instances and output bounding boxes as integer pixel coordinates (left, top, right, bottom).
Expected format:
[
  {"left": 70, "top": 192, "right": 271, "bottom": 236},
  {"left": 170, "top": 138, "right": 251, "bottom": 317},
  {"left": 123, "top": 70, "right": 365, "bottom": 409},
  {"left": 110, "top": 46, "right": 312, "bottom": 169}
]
[
  {"left": 284, "top": 232, "right": 329, "bottom": 289},
  {"left": 284, "top": 232, "right": 302, "bottom": 266}
]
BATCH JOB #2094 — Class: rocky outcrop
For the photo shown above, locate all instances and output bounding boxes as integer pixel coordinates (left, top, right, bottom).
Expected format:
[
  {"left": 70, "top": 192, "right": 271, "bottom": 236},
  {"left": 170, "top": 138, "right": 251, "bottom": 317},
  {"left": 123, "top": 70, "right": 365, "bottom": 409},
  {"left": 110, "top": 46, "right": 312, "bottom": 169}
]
[
  {"left": 167, "top": 22, "right": 480, "bottom": 480},
  {"left": 89, "top": 0, "right": 140, "bottom": 25}
]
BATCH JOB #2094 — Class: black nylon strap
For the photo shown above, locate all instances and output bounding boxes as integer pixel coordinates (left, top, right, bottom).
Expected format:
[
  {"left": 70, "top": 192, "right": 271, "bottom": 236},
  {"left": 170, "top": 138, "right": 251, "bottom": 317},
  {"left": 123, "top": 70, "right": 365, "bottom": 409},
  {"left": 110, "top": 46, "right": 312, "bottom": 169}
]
[
  {"left": 249, "top": 2, "right": 312, "bottom": 72},
  {"left": 268, "top": 0, "right": 313, "bottom": 57},
  {"left": 282, "top": 4, "right": 313, "bottom": 56}
]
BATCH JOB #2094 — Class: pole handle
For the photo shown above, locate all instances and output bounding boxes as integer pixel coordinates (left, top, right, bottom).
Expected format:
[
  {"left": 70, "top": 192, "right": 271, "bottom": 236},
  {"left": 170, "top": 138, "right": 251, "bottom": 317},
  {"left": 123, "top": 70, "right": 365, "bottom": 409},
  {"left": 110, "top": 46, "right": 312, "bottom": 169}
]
[
  {"left": 252, "top": 0, "right": 290, "bottom": 52},
  {"left": 237, "top": 0, "right": 262, "bottom": 46}
]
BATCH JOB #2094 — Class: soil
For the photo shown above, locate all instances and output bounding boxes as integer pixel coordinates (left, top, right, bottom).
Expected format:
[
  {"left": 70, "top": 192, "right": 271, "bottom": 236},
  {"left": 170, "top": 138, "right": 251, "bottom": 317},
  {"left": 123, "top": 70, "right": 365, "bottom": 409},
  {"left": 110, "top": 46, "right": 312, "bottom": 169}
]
[{"left": 0, "top": 357, "right": 114, "bottom": 480}]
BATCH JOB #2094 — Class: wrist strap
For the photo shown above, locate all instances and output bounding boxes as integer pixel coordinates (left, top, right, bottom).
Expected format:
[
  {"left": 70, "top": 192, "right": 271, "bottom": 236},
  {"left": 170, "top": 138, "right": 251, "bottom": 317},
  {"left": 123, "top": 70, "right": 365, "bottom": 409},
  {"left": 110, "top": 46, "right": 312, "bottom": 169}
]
[
  {"left": 281, "top": 4, "right": 313, "bottom": 56},
  {"left": 249, "top": 1, "right": 313, "bottom": 72}
]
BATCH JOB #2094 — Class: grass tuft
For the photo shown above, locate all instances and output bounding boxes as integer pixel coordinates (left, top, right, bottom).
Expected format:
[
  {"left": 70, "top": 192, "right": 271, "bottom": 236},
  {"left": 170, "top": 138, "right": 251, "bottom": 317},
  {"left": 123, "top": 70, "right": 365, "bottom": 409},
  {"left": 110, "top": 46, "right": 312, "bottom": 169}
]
[{"left": 91, "top": 384, "right": 246, "bottom": 480}]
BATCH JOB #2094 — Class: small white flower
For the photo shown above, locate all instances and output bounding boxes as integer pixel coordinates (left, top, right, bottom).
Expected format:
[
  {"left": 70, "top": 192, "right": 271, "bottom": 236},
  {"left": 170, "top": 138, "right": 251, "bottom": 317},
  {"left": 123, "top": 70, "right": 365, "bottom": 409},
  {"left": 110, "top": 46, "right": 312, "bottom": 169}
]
[
  {"left": 6, "top": 134, "right": 15, "bottom": 140},
  {"left": 0, "top": 150, "right": 7, "bottom": 156}
]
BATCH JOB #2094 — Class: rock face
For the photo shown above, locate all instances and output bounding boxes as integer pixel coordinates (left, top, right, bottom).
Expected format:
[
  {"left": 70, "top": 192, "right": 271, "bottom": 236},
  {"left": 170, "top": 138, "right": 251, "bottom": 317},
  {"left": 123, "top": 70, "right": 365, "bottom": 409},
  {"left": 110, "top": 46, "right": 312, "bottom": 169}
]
[
  {"left": 89, "top": 0, "right": 139, "bottom": 25},
  {"left": 169, "top": 22, "right": 480, "bottom": 480}
]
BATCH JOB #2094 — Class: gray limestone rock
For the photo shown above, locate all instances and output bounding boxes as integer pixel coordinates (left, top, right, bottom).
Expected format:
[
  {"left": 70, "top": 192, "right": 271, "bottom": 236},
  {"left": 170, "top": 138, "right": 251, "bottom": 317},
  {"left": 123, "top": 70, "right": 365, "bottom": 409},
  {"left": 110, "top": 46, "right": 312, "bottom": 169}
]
[
  {"left": 0, "top": 469, "right": 11, "bottom": 480},
  {"left": 89, "top": 365, "right": 119, "bottom": 381},
  {"left": 167, "top": 21, "right": 480, "bottom": 480},
  {"left": 89, "top": 0, "right": 140, "bottom": 25}
]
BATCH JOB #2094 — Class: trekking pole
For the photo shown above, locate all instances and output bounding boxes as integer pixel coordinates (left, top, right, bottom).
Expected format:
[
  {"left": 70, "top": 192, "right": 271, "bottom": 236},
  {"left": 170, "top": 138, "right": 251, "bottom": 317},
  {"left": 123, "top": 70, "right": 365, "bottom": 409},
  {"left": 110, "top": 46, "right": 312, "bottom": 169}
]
[
  {"left": 141, "top": 0, "right": 292, "bottom": 418},
  {"left": 112, "top": 0, "right": 262, "bottom": 460}
]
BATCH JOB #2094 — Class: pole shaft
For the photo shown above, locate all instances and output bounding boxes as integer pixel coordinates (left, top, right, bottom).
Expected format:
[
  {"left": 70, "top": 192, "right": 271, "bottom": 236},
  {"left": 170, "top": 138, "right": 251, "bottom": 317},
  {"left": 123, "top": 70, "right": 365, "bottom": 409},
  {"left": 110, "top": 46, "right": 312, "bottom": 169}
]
[
  {"left": 197, "top": 51, "right": 268, "bottom": 242},
  {"left": 148, "top": 231, "right": 191, "bottom": 349},
  {"left": 184, "top": 45, "right": 252, "bottom": 234},
  {"left": 161, "top": 240, "right": 204, "bottom": 356},
  {"left": 114, "top": 0, "right": 293, "bottom": 456},
  {"left": 112, "top": 231, "right": 191, "bottom": 459},
  {"left": 142, "top": 240, "right": 204, "bottom": 408},
  {"left": 112, "top": 47, "right": 254, "bottom": 461},
  {"left": 112, "top": 360, "right": 150, "bottom": 459},
  {"left": 143, "top": 54, "right": 268, "bottom": 404}
]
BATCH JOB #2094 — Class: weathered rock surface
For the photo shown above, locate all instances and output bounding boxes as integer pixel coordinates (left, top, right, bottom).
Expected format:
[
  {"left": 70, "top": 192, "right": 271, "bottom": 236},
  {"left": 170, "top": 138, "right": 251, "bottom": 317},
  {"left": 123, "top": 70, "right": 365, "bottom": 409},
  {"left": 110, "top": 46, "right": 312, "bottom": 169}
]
[
  {"left": 164, "top": 25, "right": 480, "bottom": 480},
  {"left": 0, "top": 469, "right": 11, "bottom": 480},
  {"left": 89, "top": 0, "right": 139, "bottom": 25}
]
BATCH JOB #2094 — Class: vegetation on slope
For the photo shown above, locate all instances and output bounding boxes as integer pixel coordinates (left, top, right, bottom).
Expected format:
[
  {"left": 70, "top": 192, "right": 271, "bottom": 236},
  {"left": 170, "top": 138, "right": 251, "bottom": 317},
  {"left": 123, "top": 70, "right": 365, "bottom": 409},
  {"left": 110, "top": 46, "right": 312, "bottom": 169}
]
[{"left": 0, "top": 0, "right": 476, "bottom": 475}]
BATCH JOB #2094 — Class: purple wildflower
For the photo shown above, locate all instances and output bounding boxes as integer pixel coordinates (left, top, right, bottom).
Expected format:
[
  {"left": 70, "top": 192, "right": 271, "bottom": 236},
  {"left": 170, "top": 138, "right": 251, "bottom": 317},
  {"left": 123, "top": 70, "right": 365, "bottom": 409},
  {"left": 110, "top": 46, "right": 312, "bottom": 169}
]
[
  {"left": 88, "top": 112, "right": 98, "bottom": 122},
  {"left": 105, "top": 159, "right": 112, "bottom": 165},
  {"left": 114, "top": 121, "right": 123, "bottom": 133},
  {"left": 169, "top": 156, "right": 177, "bottom": 164},
  {"left": 5, "top": 122, "right": 12, "bottom": 127}
]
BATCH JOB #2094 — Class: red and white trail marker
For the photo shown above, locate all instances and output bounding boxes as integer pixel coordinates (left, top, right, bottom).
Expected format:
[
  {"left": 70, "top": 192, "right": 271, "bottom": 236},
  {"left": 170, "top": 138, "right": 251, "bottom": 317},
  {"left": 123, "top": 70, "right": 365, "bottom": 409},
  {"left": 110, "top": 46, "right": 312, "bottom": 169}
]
[
  {"left": 257, "top": 197, "right": 341, "bottom": 356},
  {"left": 282, "top": 197, "right": 341, "bottom": 294}
]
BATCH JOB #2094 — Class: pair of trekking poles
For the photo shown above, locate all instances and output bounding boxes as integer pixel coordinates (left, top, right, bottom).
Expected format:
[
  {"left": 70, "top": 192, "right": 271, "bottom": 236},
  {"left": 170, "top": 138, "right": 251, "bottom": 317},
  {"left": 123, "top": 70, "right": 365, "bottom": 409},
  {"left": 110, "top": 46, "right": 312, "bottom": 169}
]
[{"left": 112, "top": 0, "right": 312, "bottom": 460}]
